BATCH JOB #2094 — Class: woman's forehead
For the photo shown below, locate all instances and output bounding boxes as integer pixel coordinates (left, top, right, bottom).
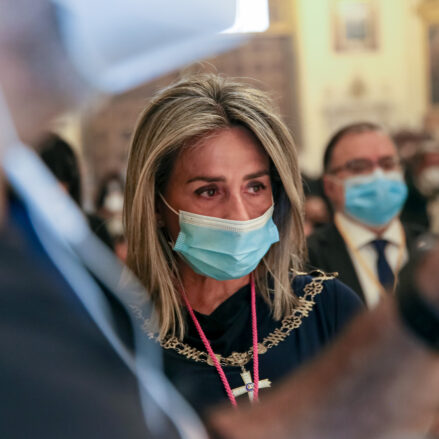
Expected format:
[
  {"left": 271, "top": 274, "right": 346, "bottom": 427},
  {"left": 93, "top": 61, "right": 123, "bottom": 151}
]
[{"left": 173, "top": 127, "right": 269, "bottom": 177}]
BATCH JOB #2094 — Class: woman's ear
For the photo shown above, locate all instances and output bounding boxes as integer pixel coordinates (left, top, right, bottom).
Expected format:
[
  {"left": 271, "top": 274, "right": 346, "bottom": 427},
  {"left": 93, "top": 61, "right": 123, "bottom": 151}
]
[
  {"left": 156, "top": 202, "right": 166, "bottom": 228},
  {"left": 156, "top": 215, "right": 165, "bottom": 228}
]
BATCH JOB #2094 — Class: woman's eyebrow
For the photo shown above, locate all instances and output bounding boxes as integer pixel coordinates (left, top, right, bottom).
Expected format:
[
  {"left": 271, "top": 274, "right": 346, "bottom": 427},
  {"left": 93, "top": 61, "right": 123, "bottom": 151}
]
[
  {"left": 186, "top": 169, "right": 270, "bottom": 184},
  {"left": 244, "top": 170, "right": 270, "bottom": 180},
  {"left": 186, "top": 175, "right": 226, "bottom": 184}
]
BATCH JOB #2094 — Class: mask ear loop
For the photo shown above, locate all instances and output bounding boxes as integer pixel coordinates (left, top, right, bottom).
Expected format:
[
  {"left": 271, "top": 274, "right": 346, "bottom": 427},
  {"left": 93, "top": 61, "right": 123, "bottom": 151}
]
[
  {"left": 157, "top": 193, "right": 181, "bottom": 251},
  {"left": 158, "top": 193, "right": 179, "bottom": 216}
]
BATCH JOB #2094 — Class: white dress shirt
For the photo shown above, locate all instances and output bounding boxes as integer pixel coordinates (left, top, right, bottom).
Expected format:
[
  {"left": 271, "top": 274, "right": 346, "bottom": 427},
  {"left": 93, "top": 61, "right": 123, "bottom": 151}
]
[{"left": 334, "top": 212, "right": 408, "bottom": 309}]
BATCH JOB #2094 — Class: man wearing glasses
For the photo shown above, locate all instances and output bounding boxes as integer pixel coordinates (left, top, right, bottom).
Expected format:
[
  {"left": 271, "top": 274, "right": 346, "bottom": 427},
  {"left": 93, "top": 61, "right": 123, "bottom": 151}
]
[{"left": 307, "top": 122, "right": 424, "bottom": 308}]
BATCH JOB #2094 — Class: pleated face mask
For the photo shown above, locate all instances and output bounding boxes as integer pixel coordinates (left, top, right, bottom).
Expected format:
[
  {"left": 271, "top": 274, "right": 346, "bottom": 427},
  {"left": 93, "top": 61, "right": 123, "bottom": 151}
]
[
  {"left": 343, "top": 169, "right": 408, "bottom": 227},
  {"left": 160, "top": 195, "right": 280, "bottom": 281}
]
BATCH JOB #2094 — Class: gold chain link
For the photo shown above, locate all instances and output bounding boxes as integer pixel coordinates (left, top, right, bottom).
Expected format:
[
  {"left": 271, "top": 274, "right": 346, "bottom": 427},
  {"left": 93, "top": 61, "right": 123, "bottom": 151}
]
[{"left": 134, "top": 272, "right": 335, "bottom": 368}]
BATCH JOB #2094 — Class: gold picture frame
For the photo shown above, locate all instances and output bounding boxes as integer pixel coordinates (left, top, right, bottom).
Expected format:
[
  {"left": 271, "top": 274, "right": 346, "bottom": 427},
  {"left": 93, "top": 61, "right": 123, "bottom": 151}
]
[
  {"left": 332, "top": 0, "right": 378, "bottom": 52},
  {"left": 419, "top": 1, "right": 439, "bottom": 109},
  {"left": 427, "top": 24, "right": 439, "bottom": 106}
]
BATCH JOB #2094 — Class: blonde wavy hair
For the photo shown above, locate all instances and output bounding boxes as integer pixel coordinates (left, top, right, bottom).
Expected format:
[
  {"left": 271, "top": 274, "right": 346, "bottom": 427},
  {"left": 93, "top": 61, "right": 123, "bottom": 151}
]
[{"left": 124, "top": 74, "right": 305, "bottom": 340}]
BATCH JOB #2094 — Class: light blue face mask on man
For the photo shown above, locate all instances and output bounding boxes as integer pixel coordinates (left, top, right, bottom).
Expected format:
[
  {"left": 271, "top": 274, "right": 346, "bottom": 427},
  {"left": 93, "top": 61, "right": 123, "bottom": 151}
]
[
  {"left": 343, "top": 169, "right": 408, "bottom": 227},
  {"left": 160, "top": 196, "right": 280, "bottom": 281}
]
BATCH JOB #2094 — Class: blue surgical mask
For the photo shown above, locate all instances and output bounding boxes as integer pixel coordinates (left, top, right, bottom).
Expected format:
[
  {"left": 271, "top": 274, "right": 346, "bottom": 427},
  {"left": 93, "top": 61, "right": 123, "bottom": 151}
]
[
  {"left": 160, "top": 196, "right": 279, "bottom": 281},
  {"left": 343, "top": 169, "right": 408, "bottom": 227}
]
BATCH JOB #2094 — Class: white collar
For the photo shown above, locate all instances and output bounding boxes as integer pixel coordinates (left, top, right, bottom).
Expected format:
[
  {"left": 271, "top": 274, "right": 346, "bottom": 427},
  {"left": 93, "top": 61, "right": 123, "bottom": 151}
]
[{"left": 335, "top": 212, "right": 404, "bottom": 250}]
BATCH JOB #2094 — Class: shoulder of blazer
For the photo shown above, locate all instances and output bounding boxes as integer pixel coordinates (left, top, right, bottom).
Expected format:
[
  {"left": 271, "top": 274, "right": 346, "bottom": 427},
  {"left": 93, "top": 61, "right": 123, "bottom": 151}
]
[
  {"left": 307, "top": 221, "right": 366, "bottom": 302},
  {"left": 306, "top": 222, "right": 350, "bottom": 268},
  {"left": 307, "top": 222, "right": 343, "bottom": 249}
]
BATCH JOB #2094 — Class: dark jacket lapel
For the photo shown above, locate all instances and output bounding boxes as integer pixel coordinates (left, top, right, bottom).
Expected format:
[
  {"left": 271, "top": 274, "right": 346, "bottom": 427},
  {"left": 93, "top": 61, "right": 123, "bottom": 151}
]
[{"left": 307, "top": 223, "right": 366, "bottom": 303}]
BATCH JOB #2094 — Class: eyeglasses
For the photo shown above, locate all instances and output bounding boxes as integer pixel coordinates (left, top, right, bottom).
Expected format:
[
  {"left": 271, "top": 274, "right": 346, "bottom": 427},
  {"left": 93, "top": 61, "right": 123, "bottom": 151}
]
[{"left": 328, "top": 156, "right": 402, "bottom": 175}]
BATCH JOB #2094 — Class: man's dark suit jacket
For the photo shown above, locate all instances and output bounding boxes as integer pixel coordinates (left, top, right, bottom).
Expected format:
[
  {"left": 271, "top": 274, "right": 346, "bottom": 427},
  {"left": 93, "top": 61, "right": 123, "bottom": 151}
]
[
  {"left": 306, "top": 221, "right": 425, "bottom": 303},
  {"left": 0, "top": 195, "right": 179, "bottom": 439}
]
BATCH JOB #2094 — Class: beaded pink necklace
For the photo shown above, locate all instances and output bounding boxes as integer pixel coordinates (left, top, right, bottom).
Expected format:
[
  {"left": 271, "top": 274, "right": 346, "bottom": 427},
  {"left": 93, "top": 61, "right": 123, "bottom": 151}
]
[{"left": 180, "top": 273, "right": 259, "bottom": 407}]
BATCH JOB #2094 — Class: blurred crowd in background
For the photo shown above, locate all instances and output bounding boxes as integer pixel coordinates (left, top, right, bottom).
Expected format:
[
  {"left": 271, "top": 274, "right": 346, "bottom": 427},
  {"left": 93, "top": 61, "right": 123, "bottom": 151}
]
[{"left": 40, "top": 127, "right": 439, "bottom": 263}]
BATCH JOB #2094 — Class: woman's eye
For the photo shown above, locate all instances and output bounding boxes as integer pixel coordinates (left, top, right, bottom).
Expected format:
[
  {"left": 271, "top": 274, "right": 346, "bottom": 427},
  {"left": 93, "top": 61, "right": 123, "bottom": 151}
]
[
  {"left": 248, "top": 182, "right": 266, "bottom": 193},
  {"left": 196, "top": 186, "right": 218, "bottom": 198}
]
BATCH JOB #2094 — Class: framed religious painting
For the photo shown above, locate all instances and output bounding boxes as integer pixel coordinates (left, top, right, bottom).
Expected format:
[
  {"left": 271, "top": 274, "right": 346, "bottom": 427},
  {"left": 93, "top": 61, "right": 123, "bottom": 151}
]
[
  {"left": 419, "top": 1, "right": 439, "bottom": 108},
  {"left": 428, "top": 24, "right": 439, "bottom": 106},
  {"left": 332, "top": 0, "right": 378, "bottom": 52},
  {"left": 419, "top": 1, "right": 439, "bottom": 131}
]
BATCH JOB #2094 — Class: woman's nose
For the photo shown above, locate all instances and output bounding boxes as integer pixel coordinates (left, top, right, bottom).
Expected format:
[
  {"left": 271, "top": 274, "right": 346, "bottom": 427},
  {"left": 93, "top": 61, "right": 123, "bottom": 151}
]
[{"left": 225, "top": 194, "right": 251, "bottom": 221}]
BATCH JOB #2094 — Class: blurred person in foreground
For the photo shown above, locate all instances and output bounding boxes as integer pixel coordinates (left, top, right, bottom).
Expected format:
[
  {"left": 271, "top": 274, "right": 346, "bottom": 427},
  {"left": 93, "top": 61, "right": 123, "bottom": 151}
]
[
  {"left": 209, "top": 241, "right": 439, "bottom": 438},
  {"left": 0, "top": 0, "right": 238, "bottom": 438},
  {"left": 307, "top": 122, "right": 424, "bottom": 308},
  {"left": 0, "top": 1, "right": 439, "bottom": 439},
  {"left": 38, "top": 132, "right": 115, "bottom": 250}
]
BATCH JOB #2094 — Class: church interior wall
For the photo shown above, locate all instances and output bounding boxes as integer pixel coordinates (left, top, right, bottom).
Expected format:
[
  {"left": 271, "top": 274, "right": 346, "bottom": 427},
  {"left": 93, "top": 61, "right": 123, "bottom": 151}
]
[{"left": 51, "top": 0, "right": 432, "bottom": 196}]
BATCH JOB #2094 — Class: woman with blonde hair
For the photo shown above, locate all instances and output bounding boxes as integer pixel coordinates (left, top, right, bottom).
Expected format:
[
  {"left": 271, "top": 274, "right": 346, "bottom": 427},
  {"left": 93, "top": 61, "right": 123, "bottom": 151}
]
[{"left": 124, "top": 74, "right": 362, "bottom": 414}]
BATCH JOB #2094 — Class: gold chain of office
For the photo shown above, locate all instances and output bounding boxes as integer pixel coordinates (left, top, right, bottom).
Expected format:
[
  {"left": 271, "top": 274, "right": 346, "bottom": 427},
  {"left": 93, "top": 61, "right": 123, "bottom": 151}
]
[{"left": 136, "top": 271, "right": 335, "bottom": 368}]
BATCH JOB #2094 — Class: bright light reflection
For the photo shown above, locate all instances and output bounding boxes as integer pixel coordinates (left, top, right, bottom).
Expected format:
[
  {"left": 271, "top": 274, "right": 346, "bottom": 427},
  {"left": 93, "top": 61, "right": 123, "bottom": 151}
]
[{"left": 222, "top": 0, "right": 269, "bottom": 34}]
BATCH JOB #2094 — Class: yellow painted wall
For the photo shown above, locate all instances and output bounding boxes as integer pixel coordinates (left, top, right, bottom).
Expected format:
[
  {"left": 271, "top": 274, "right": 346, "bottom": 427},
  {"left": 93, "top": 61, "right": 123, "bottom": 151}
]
[
  {"left": 295, "top": 0, "right": 427, "bottom": 176},
  {"left": 50, "top": 112, "right": 83, "bottom": 154}
]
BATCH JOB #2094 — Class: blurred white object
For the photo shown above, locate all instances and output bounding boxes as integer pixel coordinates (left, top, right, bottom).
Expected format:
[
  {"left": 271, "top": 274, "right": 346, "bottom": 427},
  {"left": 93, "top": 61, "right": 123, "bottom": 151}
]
[
  {"left": 0, "top": 86, "right": 207, "bottom": 439},
  {"left": 51, "top": 0, "right": 242, "bottom": 93},
  {"left": 223, "top": 0, "right": 269, "bottom": 33},
  {"left": 416, "top": 166, "right": 439, "bottom": 197}
]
